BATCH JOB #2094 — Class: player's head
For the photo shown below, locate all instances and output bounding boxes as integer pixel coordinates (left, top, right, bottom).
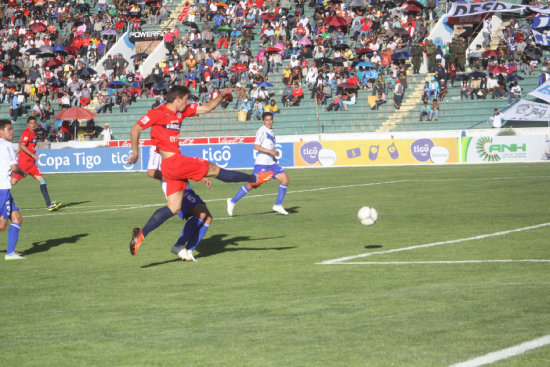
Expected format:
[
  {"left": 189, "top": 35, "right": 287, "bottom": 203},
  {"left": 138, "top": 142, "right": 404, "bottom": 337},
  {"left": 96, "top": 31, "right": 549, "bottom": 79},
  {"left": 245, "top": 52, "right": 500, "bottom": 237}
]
[
  {"left": 262, "top": 112, "right": 273, "bottom": 128},
  {"left": 166, "top": 85, "right": 190, "bottom": 111},
  {"left": 27, "top": 116, "right": 38, "bottom": 130},
  {"left": 0, "top": 119, "right": 14, "bottom": 141}
]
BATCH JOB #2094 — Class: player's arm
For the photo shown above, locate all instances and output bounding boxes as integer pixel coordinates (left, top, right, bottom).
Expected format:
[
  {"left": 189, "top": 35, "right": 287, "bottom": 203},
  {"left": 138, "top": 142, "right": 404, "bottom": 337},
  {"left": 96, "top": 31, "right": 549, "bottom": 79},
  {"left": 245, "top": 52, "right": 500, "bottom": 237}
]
[
  {"left": 19, "top": 141, "right": 39, "bottom": 161},
  {"left": 200, "top": 177, "right": 212, "bottom": 190},
  {"left": 127, "top": 123, "right": 143, "bottom": 164},
  {"left": 147, "top": 168, "right": 163, "bottom": 181},
  {"left": 254, "top": 144, "right": 279, "bottom": 158},
  {"left": 196, "top": 88, "right": 234, "bottom": 114}
]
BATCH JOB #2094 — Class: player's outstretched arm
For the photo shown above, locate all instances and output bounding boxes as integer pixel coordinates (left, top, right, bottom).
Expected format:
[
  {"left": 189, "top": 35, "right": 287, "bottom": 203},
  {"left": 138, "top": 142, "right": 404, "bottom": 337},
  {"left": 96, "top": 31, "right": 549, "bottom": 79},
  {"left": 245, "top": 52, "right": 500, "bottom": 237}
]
[
  {"left": 127, "top": 123, "right": 143, "bottom": 164},
  {"left": 196, "top": 88, "right": 234, "bottom": 115}
]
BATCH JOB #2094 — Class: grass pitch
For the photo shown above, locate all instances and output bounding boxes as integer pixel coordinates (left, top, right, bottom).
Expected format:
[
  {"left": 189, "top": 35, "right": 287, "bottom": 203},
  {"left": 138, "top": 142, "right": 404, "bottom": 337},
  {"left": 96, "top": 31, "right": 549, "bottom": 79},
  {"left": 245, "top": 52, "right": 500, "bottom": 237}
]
[{"left": 1, "top": 163, "right": 550, "bottom": 366}]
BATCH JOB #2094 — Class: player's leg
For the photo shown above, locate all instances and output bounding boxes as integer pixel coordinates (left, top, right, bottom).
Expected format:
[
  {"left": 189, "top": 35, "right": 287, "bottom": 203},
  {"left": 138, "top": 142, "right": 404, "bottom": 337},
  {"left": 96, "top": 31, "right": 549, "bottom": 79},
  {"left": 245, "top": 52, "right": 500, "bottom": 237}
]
[
  {"left": 185, "top": 206, "right": 212, "bottom": 251},
  {"left": 5, "top": 210, "right": 23, "bottom": 260},
  {"left": 31, "top": 173, "right": 61, "bottom": 211},
  {"left": 130, "top": 184, "right": 184, "bottom": 256},
  {"left": 171, "top": 192, "right": 210, "bottom": 261},
  {"left": 273, "top": 170, "right": 289, "bottom": 215},
  {"left": 226, "top": 182, "right": 252, "bottom": 216},
  {"left": 206, "top": 163, "right": 272, "bottom": 186}
]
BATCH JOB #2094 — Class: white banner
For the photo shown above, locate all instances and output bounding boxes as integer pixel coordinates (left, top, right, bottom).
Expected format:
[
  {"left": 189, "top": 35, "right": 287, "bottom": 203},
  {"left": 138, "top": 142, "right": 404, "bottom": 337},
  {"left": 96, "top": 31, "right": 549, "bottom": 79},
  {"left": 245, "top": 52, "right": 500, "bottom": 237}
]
[
  {"left": 448, "top": 1, "right": 525, "bottom": 17},
  {"left": 462, "top": 135, "right": 547, "bottom": 163},
  {"left": 500, "top": 100, "right": 550, "bottom": 121},
  {"left": 528, "top": 80, "right": 550, "bottom": 103}
]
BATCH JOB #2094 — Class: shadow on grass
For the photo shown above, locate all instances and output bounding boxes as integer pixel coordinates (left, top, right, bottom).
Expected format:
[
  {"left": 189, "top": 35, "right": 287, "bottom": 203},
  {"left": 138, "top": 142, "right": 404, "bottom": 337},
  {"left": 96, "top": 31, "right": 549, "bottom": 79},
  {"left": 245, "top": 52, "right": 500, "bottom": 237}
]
[
  {"left": 364, "top": 245, "right": 383, "bottom": 249},
  {"left": 140, "top": 234, "right": 295, "bottom": 268},
  {"left": 21, "top": 233, "right": 89, "bottom": 256},
  {"left": 197, "top": 234, "right": 295, "bottom": 258},
  {"left": 233, "top": 206, "right": 300, "bottom": 217},
  {"left": 56, "top": 201, "right": 91, "bottom": 209}
]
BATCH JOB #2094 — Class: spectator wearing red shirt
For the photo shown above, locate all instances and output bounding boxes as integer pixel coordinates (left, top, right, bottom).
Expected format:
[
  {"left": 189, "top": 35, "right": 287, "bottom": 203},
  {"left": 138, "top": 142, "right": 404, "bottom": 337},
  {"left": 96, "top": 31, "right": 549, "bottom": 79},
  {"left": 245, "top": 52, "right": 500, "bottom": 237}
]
[{"left": 290, "top": 83, "right": 303, "bottom": 106}]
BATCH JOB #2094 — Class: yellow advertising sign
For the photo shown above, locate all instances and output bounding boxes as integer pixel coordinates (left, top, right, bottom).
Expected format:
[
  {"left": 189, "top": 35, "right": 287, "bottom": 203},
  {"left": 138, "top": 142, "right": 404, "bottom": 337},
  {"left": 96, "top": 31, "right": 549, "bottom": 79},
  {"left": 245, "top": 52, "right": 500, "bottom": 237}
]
[{"left": 294, "top": 138, "right": 458, "bottom": 167}]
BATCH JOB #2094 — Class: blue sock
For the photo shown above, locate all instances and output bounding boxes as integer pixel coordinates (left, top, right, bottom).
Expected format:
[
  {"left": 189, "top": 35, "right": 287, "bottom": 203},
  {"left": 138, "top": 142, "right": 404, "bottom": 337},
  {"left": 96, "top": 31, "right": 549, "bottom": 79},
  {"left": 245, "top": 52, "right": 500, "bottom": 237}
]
[
  {"left": 142, "top": 206, "right": 173, "bottom": 238},
  {"left": 186, "top": 219, "right": 209, "bottom": 251},
  {"left": 7, "top": 223, "right": 21, "bottom": 254},
  {"left": 275, "top": 184, "right": 288, "bottom": 205},
  {"left": 174, "top": 216, "right": 200, "bottom": 247},
  {"left": 40, "top": 183, "right": 52, "bottom": 207},
  {"left": 217, "top": 168, "right": 256, "bottom": 183},
  {"left": 231, "top": 185, "right": 249, "bottom": 203}
]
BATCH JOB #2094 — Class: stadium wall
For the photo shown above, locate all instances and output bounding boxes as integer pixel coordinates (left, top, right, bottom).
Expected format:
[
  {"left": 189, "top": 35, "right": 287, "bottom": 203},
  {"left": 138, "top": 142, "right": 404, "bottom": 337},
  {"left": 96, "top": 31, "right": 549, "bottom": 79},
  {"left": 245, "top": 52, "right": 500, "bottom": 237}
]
[{"left": 34, "top": 129, "right": 550, "bottom": 173}]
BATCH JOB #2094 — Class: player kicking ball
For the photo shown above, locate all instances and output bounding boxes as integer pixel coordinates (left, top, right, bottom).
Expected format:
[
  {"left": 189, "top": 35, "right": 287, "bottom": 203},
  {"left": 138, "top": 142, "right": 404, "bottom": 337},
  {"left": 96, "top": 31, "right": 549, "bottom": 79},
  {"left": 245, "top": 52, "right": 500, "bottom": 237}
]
[
  {"left": 227, "top": 112, "right": 290, "bottom": 216},
  {"left": 0, "top": 119, "right": 26, "bottom": 260},
  {"left": 11, "top": 116, "right": 62, "bottom": 212},
  {"left": 147, "top": 147, "right": 211, "bottom": 262},
  {"left": 127, "top": 85, "right": 272, "bottom": 256}
]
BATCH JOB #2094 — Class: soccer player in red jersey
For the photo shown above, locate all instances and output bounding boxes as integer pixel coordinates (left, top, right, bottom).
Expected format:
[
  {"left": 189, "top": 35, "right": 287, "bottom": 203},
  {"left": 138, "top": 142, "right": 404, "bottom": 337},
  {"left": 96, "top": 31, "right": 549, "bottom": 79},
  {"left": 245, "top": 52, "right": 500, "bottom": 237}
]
[
  {"left": 11, "top": 116, "right": 62, "bottom": 212},
  {"left": 126, "top": 85, "right": 272, "bottom": 256}
]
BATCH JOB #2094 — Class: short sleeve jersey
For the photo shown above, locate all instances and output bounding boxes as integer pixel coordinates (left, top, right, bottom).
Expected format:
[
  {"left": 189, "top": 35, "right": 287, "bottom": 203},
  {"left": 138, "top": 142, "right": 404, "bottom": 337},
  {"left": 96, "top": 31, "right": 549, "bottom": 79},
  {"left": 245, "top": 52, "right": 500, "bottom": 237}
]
[
  {"left": 137, "top": 103, "right": 198, "bottom": 153},
  {"left": 19, "top": 127, "right": 37, "bottom": 160},
  {"left": 0, "top": 138, "right": 17, "bottom": 189},
  {"left": 254, "top": 125, "right": 276, "bottom": 165}
]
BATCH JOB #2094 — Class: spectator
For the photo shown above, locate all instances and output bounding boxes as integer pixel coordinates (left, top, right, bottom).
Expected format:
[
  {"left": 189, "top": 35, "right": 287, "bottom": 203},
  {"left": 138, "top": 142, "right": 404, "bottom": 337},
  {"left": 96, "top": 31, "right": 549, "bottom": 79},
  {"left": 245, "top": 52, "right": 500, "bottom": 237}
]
[
  {"left": 419, "top": 102, "right": 431, "bottom": 121},
  {"left": 290, "top": 83, "right": 303, "bottom": 106},
  {"left": 491, "top": 108, "right": 502, "bottom": 128},
  {"left": 429, "top": 100, "right": 440, "bottom": 121},
  {"left": 393, "top": 79, "right": 404, "bottom": 110},
  {"left": 264, "top": 100, "right": 280, "bottom": 114}
]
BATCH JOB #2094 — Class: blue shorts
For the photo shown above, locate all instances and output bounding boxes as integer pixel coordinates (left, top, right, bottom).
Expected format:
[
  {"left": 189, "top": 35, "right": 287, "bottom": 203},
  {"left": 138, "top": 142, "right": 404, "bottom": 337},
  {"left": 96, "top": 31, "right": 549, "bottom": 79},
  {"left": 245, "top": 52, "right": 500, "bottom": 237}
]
[
  {"left": 180, "top": 188, "right": 205, "bottom": 220},
  {"left": 0, "top": 189, "right": 19, "bottom": 220},
  {"left": 252, "top": 164, "right": 285, "bottom": 178}
]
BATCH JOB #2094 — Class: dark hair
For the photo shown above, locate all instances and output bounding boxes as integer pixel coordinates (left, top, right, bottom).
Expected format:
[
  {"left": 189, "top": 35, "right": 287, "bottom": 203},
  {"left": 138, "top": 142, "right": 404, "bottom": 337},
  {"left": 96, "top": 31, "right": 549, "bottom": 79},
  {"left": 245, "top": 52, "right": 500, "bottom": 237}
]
[
  {"left": 262, "top": 112, "right": 273, "bottom": 120},
  {"left": 165, "top": 85, "right": 191, "bottom": 103},
  {"left": 28, "top": 116, "right": 37, "bottom": 123},
  {"left": 0, "top": 119, "right": 12, "bottom": 130}
]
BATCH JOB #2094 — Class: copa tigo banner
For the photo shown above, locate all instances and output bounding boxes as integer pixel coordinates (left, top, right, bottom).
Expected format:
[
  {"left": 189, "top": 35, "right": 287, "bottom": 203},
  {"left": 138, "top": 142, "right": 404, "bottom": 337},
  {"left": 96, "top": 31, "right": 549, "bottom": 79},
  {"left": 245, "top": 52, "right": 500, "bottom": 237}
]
[
  {"left": 293, "top": 138, "right": 458, "bottom": 167},
  {"left": 35, "top": 142, "right": 295, "bottom": 173},
  {"left": 461, "top": 135, "right": 547, "bottom": 163}
]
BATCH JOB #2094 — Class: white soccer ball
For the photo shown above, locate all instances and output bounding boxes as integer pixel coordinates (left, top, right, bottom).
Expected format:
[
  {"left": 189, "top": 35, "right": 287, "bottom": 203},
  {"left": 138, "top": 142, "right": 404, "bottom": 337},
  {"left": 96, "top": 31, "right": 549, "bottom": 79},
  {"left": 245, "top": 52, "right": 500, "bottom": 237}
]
[{"left": 357, "top": 206, "right": 378, "bottom": 226}]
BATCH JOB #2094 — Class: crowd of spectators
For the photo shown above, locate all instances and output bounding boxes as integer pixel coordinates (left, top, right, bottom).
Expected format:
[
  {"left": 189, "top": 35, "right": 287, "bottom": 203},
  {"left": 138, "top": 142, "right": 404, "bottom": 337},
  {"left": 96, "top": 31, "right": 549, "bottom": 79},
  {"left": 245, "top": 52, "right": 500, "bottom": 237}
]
[{"left": 2, "top": 0, "right": 547, "bottom": 136}]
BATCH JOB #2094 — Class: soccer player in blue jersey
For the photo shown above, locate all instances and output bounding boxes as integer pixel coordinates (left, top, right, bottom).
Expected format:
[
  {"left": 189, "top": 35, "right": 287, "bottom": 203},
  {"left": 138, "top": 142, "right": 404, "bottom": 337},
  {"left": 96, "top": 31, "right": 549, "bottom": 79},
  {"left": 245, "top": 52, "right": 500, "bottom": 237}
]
[
  {"left": 0, "top": 119, "right": 26, "bottom": 260},
  {"left": 227, "top": 112, "right": 290, "bottom": 216},
  {"left": 147, "top": 147, "right": 212, "bottom": 262}
]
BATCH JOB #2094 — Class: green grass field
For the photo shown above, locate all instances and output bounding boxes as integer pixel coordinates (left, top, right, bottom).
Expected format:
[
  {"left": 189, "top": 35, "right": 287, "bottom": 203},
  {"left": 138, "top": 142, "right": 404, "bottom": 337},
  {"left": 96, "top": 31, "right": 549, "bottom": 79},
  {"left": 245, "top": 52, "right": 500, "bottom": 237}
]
[{"left": 1, "top": 163, "right": 550, "bottom": 366}]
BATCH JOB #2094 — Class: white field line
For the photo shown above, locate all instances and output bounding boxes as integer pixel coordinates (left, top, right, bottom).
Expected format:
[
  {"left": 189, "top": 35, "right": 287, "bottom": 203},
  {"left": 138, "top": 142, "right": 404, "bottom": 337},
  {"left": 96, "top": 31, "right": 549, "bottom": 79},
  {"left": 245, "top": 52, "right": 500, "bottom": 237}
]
[
  {"left": 342, "top": 260, "right": 550, "bottom": 265},
  {"left": 318, "top": 222, "right": 550, "bottom": 265},
  {"left": 448, "top": 334, "right": 550, "bottom": 367}
]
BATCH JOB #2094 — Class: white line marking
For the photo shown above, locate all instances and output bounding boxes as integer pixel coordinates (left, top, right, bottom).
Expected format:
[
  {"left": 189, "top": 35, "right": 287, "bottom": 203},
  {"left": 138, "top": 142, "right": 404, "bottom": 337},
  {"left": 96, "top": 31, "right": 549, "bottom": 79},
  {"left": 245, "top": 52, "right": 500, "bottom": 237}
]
[
  {"left": 318, "top": 222, "right": 550, "bottom": 265},
  {"left": 449, "top": 334, "right": 550, "bottom": 367},
  {"left": 339, "top": 260, "right": 550, "bottom": 265}
]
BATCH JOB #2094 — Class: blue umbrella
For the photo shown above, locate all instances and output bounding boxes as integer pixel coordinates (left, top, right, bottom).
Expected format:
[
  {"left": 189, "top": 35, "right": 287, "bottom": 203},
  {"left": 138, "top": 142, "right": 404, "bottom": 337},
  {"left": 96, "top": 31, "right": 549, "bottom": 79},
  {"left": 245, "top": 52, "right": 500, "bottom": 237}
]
[
  {"left": 391, "top": 51, "right": 410, "bottom": 60},
  {"left": 130, "top": 53, "right": 149, "bottom": 59},
  {"left": 25, "top": 47, "right": 41, "bottom": 54},
  {"left": 108, "top": 80, "right": 127, "bottom": 87},
  {"left": 356, "top": 61, "right": 374, "bottom": 68},
  {"left": 468, "top": 71, "right": 486, "bottom": 78},
  {"left": 153, "top": 81, "right": 170, "bottom": 90},
  {"left": 48, "top": 77, "right": 65, "bottom": 86},
  {"left": 257, "top": 82, "right": 274, "bottom": 88},
  {"left": 53, "top": 45, "right": 65, "bottom": 52},
  {"left": 76, "top": 67, "right": 97, "bottom": 76},
  {"left": 101, "top": 29, "right": 117, "bottom": 35}
]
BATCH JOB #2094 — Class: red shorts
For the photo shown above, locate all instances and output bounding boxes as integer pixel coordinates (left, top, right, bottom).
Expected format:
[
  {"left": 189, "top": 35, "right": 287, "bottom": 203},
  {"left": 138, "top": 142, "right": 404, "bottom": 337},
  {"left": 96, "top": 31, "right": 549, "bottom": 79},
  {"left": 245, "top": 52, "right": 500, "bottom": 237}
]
[
  {"left": 12, "top": 156, "right": 41, "bottom": 181},
  {"left": 160, "top": 154, "right": 210, "bottom": 196}
]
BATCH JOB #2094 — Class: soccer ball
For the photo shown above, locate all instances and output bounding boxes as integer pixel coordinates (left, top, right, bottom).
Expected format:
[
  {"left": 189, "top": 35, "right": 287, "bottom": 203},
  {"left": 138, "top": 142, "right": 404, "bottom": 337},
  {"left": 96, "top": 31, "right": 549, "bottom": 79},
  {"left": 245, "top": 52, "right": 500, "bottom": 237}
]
[{"left": 357, "top": 206, "right": 378, "bottom": 226}]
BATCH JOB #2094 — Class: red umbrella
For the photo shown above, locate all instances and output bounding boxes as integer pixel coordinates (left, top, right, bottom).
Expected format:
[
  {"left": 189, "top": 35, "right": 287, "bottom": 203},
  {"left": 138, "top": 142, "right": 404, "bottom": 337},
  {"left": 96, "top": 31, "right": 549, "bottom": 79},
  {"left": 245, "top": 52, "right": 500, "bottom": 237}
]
[
  {"left": 64, "top": 46, "right": 79, "bottom": 53},
  {"left": 261, "top": 13, "right": 277, "bottom": 20},
  {"left": 488, "top": 65, "right": 507, "bottom": 74},
  {"left": 243, "top": 24, "right": 255, "bottom": 28},
  {"left": 402, "top": 4, "right": 422, "bottom": 12},
  {"left": 43, "top": 59, "right": 63, "bottom": 67},
  {"left": 265, "top": 47, "right": 281, "bottom": 53},
  {"left": 323, "top": 16, "right": 349, "bottom": 27},
  {"left": 216, "top": 2, "right": 228, "bottom": 6},
  {"left": 29, "top": 22, "right": 47, "bottom": 33},
  {"left": 338, "top": 82, "right": 358, "bottom": 89},
  {"left": 356, "top": 47, "right": 373, "bottom": 54},
  {"left": 482, "top": 50, "right": 499, "bottom": 57},
  {"left": 56, "top": 107, "right": 97, "bottom": 121},
  {"left": 406, "top": 0, "right": 424, "bottom": 9}
]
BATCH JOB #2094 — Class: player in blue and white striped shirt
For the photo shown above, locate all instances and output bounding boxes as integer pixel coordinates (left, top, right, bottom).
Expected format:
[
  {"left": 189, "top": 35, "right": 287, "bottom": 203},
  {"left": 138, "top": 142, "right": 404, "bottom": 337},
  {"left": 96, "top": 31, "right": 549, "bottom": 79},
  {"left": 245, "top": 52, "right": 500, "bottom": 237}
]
[{"left": 227, "top": 112, "right": 290, "bottom": 216}]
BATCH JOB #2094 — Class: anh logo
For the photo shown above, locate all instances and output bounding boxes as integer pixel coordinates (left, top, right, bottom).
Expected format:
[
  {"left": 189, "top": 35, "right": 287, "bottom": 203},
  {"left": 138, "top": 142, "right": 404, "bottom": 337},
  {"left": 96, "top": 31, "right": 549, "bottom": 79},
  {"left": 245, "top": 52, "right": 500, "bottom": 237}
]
[{"left": 476, "top": 137, "right": 500, "bottom": 161}]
